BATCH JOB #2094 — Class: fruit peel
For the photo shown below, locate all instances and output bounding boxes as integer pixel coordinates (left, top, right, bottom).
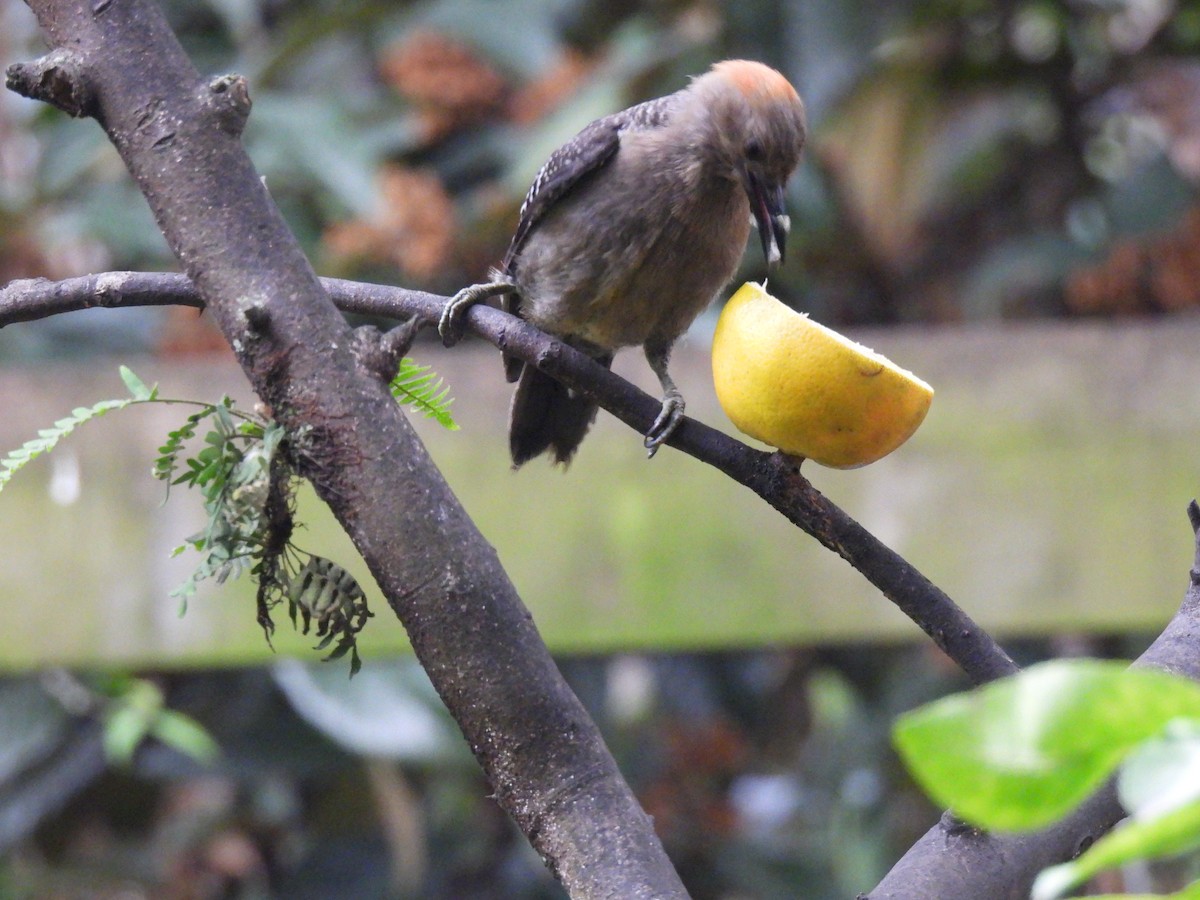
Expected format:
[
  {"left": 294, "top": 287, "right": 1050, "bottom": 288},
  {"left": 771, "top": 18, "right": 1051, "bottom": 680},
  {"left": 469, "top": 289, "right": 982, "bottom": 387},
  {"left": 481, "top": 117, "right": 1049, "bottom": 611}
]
[{"left": 711, "top": 283, "right": 933, "bottom": 468}]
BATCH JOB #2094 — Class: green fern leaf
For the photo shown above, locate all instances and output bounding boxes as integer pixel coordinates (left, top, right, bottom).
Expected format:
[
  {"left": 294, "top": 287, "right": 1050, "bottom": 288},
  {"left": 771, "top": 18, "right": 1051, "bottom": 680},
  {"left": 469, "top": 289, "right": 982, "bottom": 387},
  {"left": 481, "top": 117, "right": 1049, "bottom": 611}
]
[
  {"left": 119, "top": 366, "right": 155, "bottom": 401},
  {"left": 390, "top": 358, "right": 459, "bottom": 430},
  {"left": 155, "top": 406, "right": 219, "bottom": 489},
  {"left": 0, "top": 396, "right": 136, "bottom": 494}
]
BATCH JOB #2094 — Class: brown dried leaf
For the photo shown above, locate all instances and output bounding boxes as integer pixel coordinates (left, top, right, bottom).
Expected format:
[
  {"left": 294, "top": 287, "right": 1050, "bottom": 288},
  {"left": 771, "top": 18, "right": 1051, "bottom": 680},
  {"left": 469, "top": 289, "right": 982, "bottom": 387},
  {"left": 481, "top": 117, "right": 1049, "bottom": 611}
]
[
  {"left": 323, "top": 164, "right": 456, "bottom": 281},
  {"left": 1065, "top": 206, "right": 1200, "bottom": 314},
  {"left": 379, "top": 30, "right": 507, "bottom": 138},
  {"left": 507, "top": 49, "right": 595, "bottom": 126}
]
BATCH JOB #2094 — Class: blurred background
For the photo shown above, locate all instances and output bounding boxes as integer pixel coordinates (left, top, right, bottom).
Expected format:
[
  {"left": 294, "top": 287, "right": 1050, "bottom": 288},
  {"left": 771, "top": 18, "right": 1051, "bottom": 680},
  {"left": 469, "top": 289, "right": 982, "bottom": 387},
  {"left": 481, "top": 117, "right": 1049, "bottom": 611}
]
[{"left": 2, "top": 0, "right": 1200, "bottom": 896}]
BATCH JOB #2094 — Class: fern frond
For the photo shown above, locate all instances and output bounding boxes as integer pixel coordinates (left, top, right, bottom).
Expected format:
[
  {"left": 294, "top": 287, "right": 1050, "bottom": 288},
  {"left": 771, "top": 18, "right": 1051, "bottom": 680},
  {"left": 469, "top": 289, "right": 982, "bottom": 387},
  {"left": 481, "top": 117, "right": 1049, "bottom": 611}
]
[
  {"left": 119, "top": 365, "right": 157, "bottom": 401},
  {"left": 155, "top": 406, "right": 218, "bottom": 487},
  {"left": 1, "top": 365, "right": 371, "bottom": 675},
  {"left": 0, "top": 398, "right": 135, "bottom": 494},
  {"left": 390, "top": 358, "right": 459, "bottom": 431}
]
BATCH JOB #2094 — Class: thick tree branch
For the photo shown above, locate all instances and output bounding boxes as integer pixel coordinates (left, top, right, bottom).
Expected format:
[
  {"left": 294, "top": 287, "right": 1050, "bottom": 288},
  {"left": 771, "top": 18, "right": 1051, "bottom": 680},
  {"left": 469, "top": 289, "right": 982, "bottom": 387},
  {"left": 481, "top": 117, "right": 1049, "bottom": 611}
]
[
  {"left": 11, "top": 8, "right": 1197, "bottom": 894},
  {"left": 864, "top": 503, "right": 1200, "bottom": 899},
  {"left": 12, "top": 275, "right": 1200, "bottom": 899},
  {"left": 6, "top": 4, "right": 685, "bottom": 897},
  {"left": 0, "top": 270, "right": 1019, "bottom": 685}
]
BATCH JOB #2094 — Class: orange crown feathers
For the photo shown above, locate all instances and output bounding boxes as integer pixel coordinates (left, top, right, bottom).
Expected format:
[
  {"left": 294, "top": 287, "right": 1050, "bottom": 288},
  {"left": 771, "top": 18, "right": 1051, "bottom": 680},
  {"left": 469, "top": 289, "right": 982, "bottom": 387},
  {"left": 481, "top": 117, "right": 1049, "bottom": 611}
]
[{"left": 710, "top": 60, "right": 801, "bottom": 105}]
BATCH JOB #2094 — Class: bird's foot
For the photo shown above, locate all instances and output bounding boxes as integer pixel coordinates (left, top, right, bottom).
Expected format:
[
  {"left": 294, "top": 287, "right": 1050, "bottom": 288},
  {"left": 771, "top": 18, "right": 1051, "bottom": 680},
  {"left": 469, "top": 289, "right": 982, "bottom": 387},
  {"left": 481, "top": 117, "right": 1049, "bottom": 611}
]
[
  {"left": 438, "top": 281, "right": 512, "bottom": 347},
  {"left": 644, "top": 390, "right": 685, "bottom": 458}
]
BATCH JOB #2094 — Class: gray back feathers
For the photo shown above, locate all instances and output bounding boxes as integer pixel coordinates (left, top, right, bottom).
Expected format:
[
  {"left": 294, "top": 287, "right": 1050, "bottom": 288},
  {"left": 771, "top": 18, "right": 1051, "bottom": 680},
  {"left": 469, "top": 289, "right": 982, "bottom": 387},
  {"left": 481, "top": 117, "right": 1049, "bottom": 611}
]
[{"left": 503, "top": 94, "right": 678, "bottom": 276}]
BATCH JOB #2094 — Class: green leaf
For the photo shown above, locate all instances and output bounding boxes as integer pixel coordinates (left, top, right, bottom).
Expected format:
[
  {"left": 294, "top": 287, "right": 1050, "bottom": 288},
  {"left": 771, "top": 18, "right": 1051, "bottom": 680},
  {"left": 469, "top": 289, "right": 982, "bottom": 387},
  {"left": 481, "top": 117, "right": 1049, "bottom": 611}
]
[
  {"left": 214, "top": 404, "right": 234, "bottom": 434},
  {"left": 119, "top": 365, "right": 153, "bottom": 401},
  {"left": 154, "top": 405, "right": 218, "bottom": 487},
  {"left": 89, "top": 399, "right": 131, "bottom": 416},
  {"left": 1056, "top": 881, "right": 1200, "bottom": 900},
  {"left": 102, "top": 703, "right": 154, "bottom": 765},
  {"left": 260, "top": 422, "right": 284, "bottom": 458},
  {"left": 150, "top": 711, "right": 220, "bottom": 764},
  {"left": 171, "top": 577, "right": 197, "bottom": 613},
  {"left": 0, "top": 394, "right": 136, "bottom": 493},
  {"left": 390, "top": 358, "right": 459, "bottom": 430},
  {"left": 1120, "top": 720, "right": 1200, "bottom": 819},
  {"left": 1033, "top": 802, "right": 1200, "bottom": 899},
  {"left": 1034, "top": 724, "right": 1200, "bottom": 899},
  {"left": 893, "top": 660, "right": 1200, "bottom": 832}
]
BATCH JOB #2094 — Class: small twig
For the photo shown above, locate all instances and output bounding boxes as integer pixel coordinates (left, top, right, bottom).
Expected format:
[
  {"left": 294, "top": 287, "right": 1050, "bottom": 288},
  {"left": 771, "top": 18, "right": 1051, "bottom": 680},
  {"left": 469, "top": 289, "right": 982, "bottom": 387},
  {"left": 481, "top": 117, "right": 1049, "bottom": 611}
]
[
  {"left": 0, "top": 270, "right": 1018, "bottom": 684},
  {"left": 6, "top": 49, "right": 96, "bottom": 118}
]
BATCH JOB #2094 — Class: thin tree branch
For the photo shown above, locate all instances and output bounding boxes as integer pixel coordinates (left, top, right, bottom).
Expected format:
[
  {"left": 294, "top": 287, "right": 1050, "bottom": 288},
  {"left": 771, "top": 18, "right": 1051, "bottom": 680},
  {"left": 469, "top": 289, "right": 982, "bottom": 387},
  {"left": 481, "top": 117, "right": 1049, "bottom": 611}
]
[
  {"left": 10, "top": 10, "right": 1193, "bottom": 896},
  {"left": 0, "top": 270, "right": 1019, "bottom": 685},
  {"left": 5, "top": 5, "right": 685, "bottom": 897},
  {"left": 14, "top": 271, "right": 1200, "bottom": 899}
]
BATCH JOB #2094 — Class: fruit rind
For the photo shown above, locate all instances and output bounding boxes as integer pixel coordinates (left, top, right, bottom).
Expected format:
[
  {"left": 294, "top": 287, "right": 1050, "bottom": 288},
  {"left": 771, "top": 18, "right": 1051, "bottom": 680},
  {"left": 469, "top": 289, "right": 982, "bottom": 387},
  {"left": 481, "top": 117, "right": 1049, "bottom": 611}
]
[{"left": 711, "top": 283, "right": 934, "bottom": 468}]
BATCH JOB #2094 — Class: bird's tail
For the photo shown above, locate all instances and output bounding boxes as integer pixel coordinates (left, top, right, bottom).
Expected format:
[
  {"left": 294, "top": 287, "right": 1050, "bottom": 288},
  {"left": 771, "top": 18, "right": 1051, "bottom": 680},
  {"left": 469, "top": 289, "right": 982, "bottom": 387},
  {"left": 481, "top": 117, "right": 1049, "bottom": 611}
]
[{"left": 508, "top": 355, "right": 612, "bottom": 467}]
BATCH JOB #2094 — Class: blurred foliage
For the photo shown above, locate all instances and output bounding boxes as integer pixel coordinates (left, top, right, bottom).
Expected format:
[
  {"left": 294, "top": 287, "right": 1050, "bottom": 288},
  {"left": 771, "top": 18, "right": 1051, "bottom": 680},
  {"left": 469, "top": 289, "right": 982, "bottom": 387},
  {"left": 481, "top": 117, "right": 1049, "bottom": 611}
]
[
  {"left": 895, "top": 660, "right": 1200, "bottom": 899},
  {"left": 4, "top": 0, "right": 1200, "bottom": 896},
  {"left": 0, "top": 648, "right": 997, "bottom": 899},
  {"left": 0, "top": 639, "right": 1167, "bottom": 899},
  {"left": 4, "top": 0, "right": 1200, "bottom": 358}
]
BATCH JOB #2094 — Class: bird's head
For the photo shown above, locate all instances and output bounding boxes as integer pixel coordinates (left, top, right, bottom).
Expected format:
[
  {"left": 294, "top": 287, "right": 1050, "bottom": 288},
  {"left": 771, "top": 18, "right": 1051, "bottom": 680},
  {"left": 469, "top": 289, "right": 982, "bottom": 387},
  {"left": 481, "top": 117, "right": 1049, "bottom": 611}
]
[{"left": 692, "top": 60, "right": 807, "bottom": 267}]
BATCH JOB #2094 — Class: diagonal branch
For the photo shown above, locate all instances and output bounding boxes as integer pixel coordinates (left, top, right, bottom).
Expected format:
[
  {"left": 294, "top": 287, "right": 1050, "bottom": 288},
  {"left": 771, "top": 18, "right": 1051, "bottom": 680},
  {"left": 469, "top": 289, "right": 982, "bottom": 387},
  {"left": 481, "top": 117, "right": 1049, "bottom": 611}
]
[
  {"left": 863, "top": 503, "right": 1200, "bottom": 898},
  {"left": 0, "top": 270, "right": 1019, "bottom": 685},
  {"left": 6, "top": 4, "right": 684, "bottom": 897},
  {"left": 12, "top": 7, "right": 1195, "bottom": 893},
  {"left": 15, "top": 261, "right": 1200, "bottom": 899}
]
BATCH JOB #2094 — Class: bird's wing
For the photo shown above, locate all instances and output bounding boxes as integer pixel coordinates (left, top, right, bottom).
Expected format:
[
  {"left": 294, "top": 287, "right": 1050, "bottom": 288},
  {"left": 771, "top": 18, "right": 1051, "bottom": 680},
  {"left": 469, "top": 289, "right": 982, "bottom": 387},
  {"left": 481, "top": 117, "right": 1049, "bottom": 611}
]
[{"left": 502, "top": 94, "right": 676, "bottom": 278}]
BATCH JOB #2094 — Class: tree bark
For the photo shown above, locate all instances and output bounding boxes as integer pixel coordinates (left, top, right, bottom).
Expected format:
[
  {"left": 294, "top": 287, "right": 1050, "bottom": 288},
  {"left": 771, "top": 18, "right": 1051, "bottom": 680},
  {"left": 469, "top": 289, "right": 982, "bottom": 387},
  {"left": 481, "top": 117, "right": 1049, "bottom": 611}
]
[
  {"left": 0, "top": 270, "right": 1019, "bottom": 685},
  {"left": 6, "top": 2, "right": 686, "bottom": 896},
  {"left": 11, "top": 4, "right": 1197, "bottom": 897}
]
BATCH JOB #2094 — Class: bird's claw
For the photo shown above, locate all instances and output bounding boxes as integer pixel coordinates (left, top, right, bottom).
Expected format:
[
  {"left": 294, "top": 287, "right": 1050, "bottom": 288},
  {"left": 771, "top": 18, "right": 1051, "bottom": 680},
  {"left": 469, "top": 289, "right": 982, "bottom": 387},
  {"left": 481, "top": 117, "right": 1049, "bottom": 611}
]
[
  {"left": 437, "top": 291, "right": 473, "bottom": 348},
  {"left": 644, "top": 392, "right": 685, "bottom": 458},
  {"left": 438, "top": 281, "right": 512, "bottom": 348}
]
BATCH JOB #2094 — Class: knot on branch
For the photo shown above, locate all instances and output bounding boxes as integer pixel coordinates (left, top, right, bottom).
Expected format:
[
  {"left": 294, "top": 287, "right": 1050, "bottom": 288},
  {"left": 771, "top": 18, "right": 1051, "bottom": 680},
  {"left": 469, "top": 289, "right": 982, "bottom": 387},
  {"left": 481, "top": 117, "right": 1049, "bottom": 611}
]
[
  {"left": 92, "top": 272, "right": 133, "bottom": 308},
  {"left": 242, "top": 302, "right": 271, "bottom": 335},
  {"left": 202, "top": 74, "right": 252, "bottom": 136},
  {"left": 6, "top": 50, "right": 96, "bottom": 119},
  {"left": 759, "top": 450, "right": 810, "bottom": 507},
  {"left": 352, "top": 318, "right": 422, "bottom": 382},
  {"left": 1188, "top": 501, "right": 1200, "bottom": 579},
  {"left": 534, "top": 339, "right": 565, "bottom": 372},
  {"left": 938, "top": 810, "right": 982, "bottom": 838}
]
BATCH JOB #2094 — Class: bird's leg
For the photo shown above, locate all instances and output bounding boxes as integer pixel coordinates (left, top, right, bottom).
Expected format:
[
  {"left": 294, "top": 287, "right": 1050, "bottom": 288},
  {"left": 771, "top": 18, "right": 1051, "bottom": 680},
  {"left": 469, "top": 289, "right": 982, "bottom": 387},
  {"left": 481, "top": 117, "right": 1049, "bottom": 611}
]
[
  {"left": 438, "top": 281, "right": 514, "bottom": 347},
  {"left": 643, "top": 340, "right": 685, "bottom": 458}
]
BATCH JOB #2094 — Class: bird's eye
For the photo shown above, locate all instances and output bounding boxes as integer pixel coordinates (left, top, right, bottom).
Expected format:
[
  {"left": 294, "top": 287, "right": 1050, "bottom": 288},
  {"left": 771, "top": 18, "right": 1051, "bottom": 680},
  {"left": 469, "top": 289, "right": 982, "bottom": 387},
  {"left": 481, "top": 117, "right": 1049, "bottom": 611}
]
[{"left": 744, "top": 138, "right": 765, "bottom": 162}]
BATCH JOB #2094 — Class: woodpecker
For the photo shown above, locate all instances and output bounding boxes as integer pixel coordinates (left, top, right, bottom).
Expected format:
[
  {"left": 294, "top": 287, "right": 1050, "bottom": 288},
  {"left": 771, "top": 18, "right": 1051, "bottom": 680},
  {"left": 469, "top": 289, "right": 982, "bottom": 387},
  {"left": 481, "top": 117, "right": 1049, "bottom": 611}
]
[{"left": 440, "top": 59, "right": 807, "bottom": 466}]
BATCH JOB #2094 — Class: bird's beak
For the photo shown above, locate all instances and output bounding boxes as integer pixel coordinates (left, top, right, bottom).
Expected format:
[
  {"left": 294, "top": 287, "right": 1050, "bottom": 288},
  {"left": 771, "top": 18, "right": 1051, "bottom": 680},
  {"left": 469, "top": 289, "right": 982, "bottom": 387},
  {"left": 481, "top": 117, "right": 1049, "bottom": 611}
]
[{"left": 746, "top": 172, "right": 790, "bottom": 268}]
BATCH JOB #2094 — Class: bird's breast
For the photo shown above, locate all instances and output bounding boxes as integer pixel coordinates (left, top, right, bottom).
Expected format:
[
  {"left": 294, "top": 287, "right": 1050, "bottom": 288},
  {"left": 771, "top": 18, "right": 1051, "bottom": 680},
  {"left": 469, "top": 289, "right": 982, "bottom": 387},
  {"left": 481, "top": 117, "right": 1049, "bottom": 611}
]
[{"left": 515, "top": 144, "right": 751, "bottom": 351}]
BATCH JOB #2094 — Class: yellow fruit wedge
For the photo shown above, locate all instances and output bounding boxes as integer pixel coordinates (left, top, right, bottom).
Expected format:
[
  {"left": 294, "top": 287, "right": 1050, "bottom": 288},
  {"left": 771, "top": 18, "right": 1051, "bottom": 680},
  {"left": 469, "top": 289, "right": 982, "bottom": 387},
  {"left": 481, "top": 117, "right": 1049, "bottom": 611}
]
[{"left": 712, "top": 283, "right": 933, "bottom": 468}]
